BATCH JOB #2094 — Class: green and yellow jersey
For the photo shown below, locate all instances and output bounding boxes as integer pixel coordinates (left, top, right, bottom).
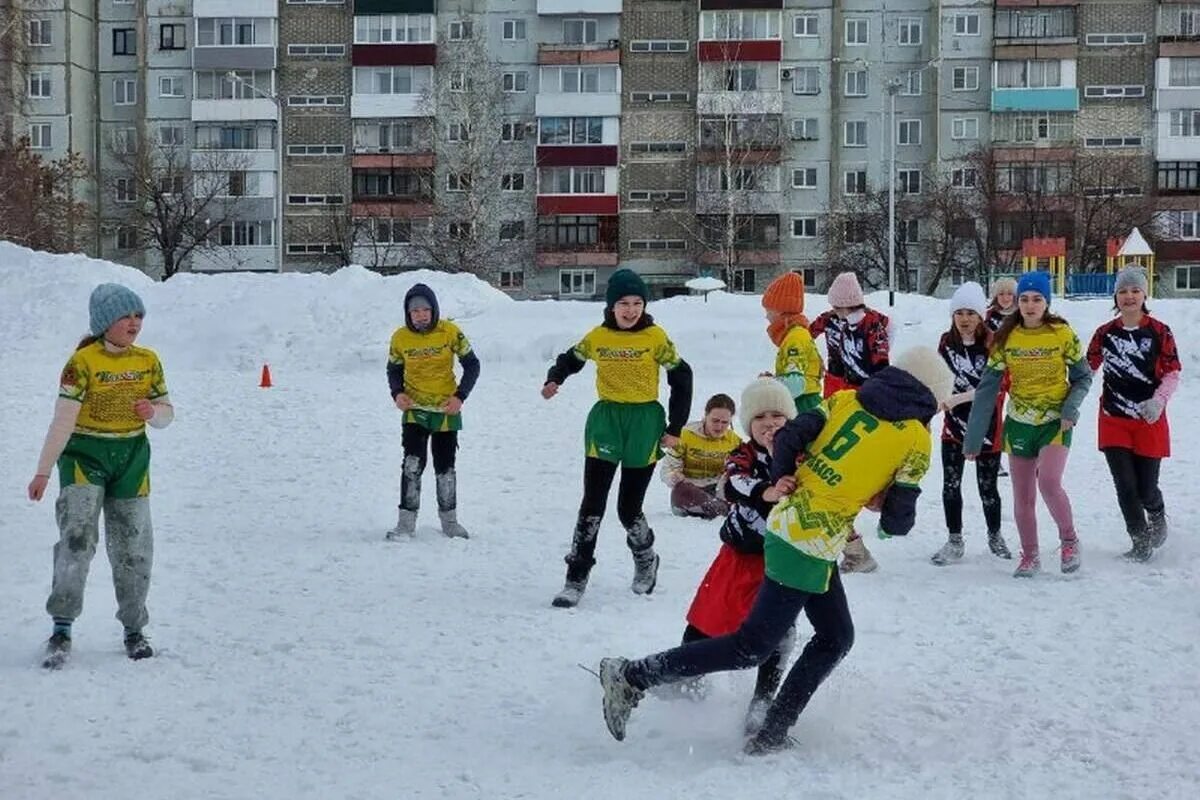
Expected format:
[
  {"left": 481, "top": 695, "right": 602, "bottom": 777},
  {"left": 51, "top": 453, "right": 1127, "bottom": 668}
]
[
  {"left": 775, "top": 324, "right": 824, "bottom": 401},
  {"left": 671, "top": 423, "right": 742, "bottom": 482},
  {"left": 986, "top": 323, "right": 1084, "bottom": 425},
  {"left": 58, "top": 341, "right": 168, "bottom": 437},
  {"left": 573, "top": 325, "right": 681, "bottom": 404},
  {"left": 388, "top": 320, "right": 472, "bottom": 409}
]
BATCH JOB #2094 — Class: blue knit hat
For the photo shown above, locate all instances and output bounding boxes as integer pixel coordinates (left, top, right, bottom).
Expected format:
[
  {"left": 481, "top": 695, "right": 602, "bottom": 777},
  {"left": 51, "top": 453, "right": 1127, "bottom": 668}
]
[
  {"left": 1016, "top": 271, "right": 1052, "bottom": 305},
  {"left": 89, "top": 283, "right": 146, "bottom": 335}
]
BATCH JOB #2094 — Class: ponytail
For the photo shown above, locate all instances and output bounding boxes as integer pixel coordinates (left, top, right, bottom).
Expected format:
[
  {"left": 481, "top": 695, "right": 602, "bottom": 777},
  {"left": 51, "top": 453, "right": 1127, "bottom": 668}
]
[{"left": 76, "top": 334, "right": 100, "bottom": 351}]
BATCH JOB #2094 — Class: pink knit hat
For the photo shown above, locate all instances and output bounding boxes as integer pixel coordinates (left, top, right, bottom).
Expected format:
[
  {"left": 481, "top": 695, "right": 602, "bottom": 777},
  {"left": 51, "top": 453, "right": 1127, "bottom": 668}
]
[{"left": 827, "top": 272, "right": 865, "bottom": 308}]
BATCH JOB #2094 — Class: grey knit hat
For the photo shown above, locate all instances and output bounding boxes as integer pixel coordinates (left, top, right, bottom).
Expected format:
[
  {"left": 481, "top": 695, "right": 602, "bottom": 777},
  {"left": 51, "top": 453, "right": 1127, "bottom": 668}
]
[{"left": 1114, "top": 266, "right": 1148, "bottom": 295}]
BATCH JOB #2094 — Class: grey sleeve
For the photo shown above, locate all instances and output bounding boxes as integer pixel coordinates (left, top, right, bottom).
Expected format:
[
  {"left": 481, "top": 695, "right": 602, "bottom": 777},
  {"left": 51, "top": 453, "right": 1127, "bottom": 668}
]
[
  {"left": 1060, "top": 359, "right": 1094, "bottom": 423},
  {"left": 963, "top": 369, "right": 1003, "bottom": 456}
]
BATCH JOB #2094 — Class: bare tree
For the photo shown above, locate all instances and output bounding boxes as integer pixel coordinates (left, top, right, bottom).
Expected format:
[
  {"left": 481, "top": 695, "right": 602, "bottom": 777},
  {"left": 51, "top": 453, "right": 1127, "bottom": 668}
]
[
  {"left": 0, "top": 137, "right": 90, "bottom": 252},
  {"left": 1071, "top": 151, "right": 1157, "bottom": 273},
  {"left": 819, "top": 183, "right": 921, "bottom": 292},
  {"left": 919, "top": 171, "right": 989, "bottom": 293}
]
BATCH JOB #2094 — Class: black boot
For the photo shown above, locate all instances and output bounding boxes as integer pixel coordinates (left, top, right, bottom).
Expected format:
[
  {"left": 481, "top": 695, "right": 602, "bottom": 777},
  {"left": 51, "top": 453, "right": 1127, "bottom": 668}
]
[
  {"left": 1148, "top": 509, "right": 1169, "bottom": 549},
  {"left": 552, "top": 515, "right": 601, "bottom": 608},
  {"left": 552, "top": 559, "right": 593, "bottom": 608},
  {"left": 625, "top": 515, "right": 659, "bottom": 595},
  {"left": 124, "top": 630, "right": 154, "bottom": 660},
  {"left": 1122, "top": 526, "right": 1153, "bottom": 563},
  {"left": 42, "top": 631, "right": 72, "bottom": 670}
]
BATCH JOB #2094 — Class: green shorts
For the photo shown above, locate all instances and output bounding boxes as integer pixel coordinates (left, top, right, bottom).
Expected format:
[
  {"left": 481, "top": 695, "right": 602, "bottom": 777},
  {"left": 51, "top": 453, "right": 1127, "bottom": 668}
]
[
  {"left": 405, "top": 408, "right": 463, "bottom": 432},
  {"left": 58, "top": 433, "right": 152, "bottom": 498},
  {"left": 585, "top": 401, "right": 665, "bottom": 467},
  {"left": 1003, "top": 417, "right": 1072, "bottom": 458},
  {"left": 794, "top": 393, "right": 822, "bottom": 414}
]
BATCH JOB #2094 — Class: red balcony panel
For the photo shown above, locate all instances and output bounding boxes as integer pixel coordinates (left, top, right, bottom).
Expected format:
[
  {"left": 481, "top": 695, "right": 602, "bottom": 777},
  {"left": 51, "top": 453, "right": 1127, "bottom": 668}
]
[
  {"left": 537, "top": 195, "right": 619, "bottom": 215},
  {"left": 1156, "top": 241, "right": 1200, "bottom": 260},
  {"left": 1161, "top": 41, "right": 1200, "bottom": 57},
  {"left": 352, "top": 44, "right": 437, "bottom": 67},
  {"left": 697, "top": 40, "right": 781, "bottom": 62},
  {"left": 352, "top": 153, "right": 435, "bottom": 168},
  {"left": 536, "top": 145, "right": 619, "bottom": 167},
  {"left": 698, "top": 249, "right": 780, "bottom": 266},
  {"left": 700, "top": 0, "right": 783, "bottom": 9},
  {"left": 536, "top": 251, "right": 620, "bottom": 267},
  {"left": 351, "top": 200, "right": 434, "bottom": 218}
]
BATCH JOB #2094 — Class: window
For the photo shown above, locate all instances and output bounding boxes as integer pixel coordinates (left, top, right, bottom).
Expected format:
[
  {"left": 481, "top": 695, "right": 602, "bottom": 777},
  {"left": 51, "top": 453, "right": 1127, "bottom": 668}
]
[
  {"left": 628, "top": 240, "right": 686, "bottom": 251},
  {"left": 898, "top": 18, "right": 922, "bottom": 45},
  {"left": 226, "top": 170, "right": 248, "bottom": 196},
  {"left": 844, "top": 217, "right": 869, "bottom": 243},
  {"left": 1166, "top": 57, "right": 1200, "bottom": 87},
  {"left": 791, "top": 217, "right": 817, "bottom": 238},
  {"left": 196, "top": 69, "right": 272, "bottom": 100},
  {"left": 630, "top": 40, "right": 688, "bottom": 52},
  {"left": 111, "top": 128, "right": 137, "bottom": 154},
  {"left": 898, "top": 119, "right": 921, "bottom": 145},
  {"left": 498, "top": 270, "right": 524, "bottom": 290},
  {"left": 951, "top": 168, "right": 978, "bottom": 188},
  {"left": 792, "top": 66, "right": 820, "bottom": 95},
  {"left": 845, "top": 18, "right": 869, "bottom": 45},
  {"left": 1083, "top": 136, "right": 1142, "bottom": 148},
  {"left": 539, "top": 215, "right": 608, "bottom": 248},
  {"left": 844, "top": 120, "right": 867, "bottom": 147},
  {"left": 954, "top": 13, "right": 980, "bottom": 36},
  {"left": 194, "top": 123, "right": 275, "bottom": 150},
  {"left": 159, "top": 76, "right": 184, "bottom": 98},
  {"left": 1178, "top": 265, "right": 1200, "bottom": 290},
  {"left": 793, "top": 14, "right": 817, "bottom": 37},
  {"left": 114, "top": 79, "right": 137, "bottom": 105},
  {"left": 447, "top": 121, "right": 470, "bottom": 143},
  {"left": 697, "top": 165, "right": 779, "bottom": 192},
  {"left": 28, "top": 123, "right": 52, "bottom": 149},
  {"left": 287, "top": 194, "right": 344, "bottom": 206},
  {"left": 899, "top": 169, "right": 921, "bottom": 194},
  {"left": 1170, "top": 110, "right": 1200, "bottom": 137},
  {"left": 499, "top": 221, "right": 526, "bottom": 241},
  {"left": 1085, "top": 33, "right": 1145, "bottom": 46},
  {"left": 902, "top": 70, "right": 922, "bottom": 96},
  {"left": 952, "top": 117, "right": 979, "bottom": 139},
  {"left": 353, "top": 66, "right": 433, "bottom": 95},
  {"left": 1083, "top": 85, "right": 1145, "bottom": 98},
  {"left": 844, "top": 69, "right": 867, "bottom": 97},
  {"left": 448, "top": 20, "right": 471, "bottom": 41},
  {"left": 353, "top": 15, "right": 434, "bottom": 43},
  {"left": 994, "top": 112, "right": 1073, "bottom": 143},
  {"left": 630, "top": 91, "right": 689, "bottom": 103},
  {"left": 627, "top": 189, "right": 687, "bottom": 203},
  {"left": 159, "top": 175, "right": 184, "bottom": 195},
  {"left": 160, "top": 24, "right": 184, "bottom": 50},
  {"left": 563, "top": 19, "right": 597, "bottom": 44},
  {"left": 1183, "top": 8, "right": 1200, "bottom": 37},
  {"left": 113, "top": 29, "right": 136, "bottom": 55},
  {"left": 196, "top": 18, "right": 274, "bottom": 47},
  {"left": 844, "top": 169, "right": 867, "bottom": 194},
  {"left": 28, "top": 19, "right": 51, "bottom": 46},
  {"left": 116, "top": 226, "right": 139, "bottom": 250},
  {"left": 996, "top": 60, "right": 1062, "bottom": 89},
  {"left": 1158, "top": 161, "right": 1200, "bottom": 193},
  {"left": 358, "top": 217, "right": 413, "bottom": 245},
  {"left": 502, "top": 19, "right": 526, "bottom": 41},
  {"left": 996, "top": 162, "right": 1073, "bottom": 194},
  {"left": 700, "top": 10, "right": 781, "bottom": 41},
  {"left": 1179, "top": 211, "right": 1200, "bottom": 239},
  {"left": 731, "top": 268, "right": 756, "bottom": 293},
  {"left": 539, "top": 167, "right": 607, "bottom": 193},
  {"left": 560, "top": 269, "right": 596, "bottom": 296},
  {"left": 354, "top": 120, "right": 414, "bottom": 151},
  {"left": 630, "top": 141, "right": 686, "bottom": 154},
  {"left": 28, "top": 70, "right": 51, "bottom": 98},
  {"left": 502, "top": 172, "right": 525, "bottom": 191},
  {"left": 502, "top": 71, "right": 528, "bottom": 93},
  {"left": 215, "top": 221, "right": 273, "bottom": 246},
  {"left": 287, "top": 44, "right": 346, "bottom": 57},
  {"left": 952, "top": 66, "right": 979, "bottom": 91},
  {"left": 287, "top": 95, "right": 345, "bottom": 107},
  {"left": 540, "top": 117, "right": 603, "bottom": 145},
  {"left": 159, "top": 126, "right": 184, "bottom": 146},
  {"left": 903, "top": 219, "right": 919, "bottom": 244},
  {"left": 792, "top": 118, "right": 819, "bottom": 140},
  {"left": 286, "top": 244, "right": 341, "bottom": 256},
  {"left": 449, "top": 71, "right": 468, "bottom": 92},
  {"left": 447, "top": 172, "right": 472, "bottom": 192},
  {"left": 287, "top": 144, "right": 345, "bottom": 156},
  {"left": 791, "top": 167, "right": 817, "bottom": 189},
  {"left": 723, "top": 65, "right": 760, "bottom": 91},
  {"left": 501, "top": 121, "right": 529, "bottom": 142},
  {"left": 540, "top": 66, "right": 619, "bottom": 94},
  {"left": 994, "top": 8, "right": 1075, "bottom": 39}
]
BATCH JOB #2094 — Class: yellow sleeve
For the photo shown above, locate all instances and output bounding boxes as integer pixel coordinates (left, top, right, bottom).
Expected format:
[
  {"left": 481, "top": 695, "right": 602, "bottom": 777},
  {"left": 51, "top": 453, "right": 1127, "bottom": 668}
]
[
  {"left": 1062, "top": 326, "right": 1083, "bottom": 365},
  {"left": 573, "top": 328, "right": 596, "bottom": 362},
  {"left": 149, "top": 354, "right": 169, "bottom": 400},
  {"left": 446, "top": 322, "right": 472, "bottom": 357},
  {"left": 653, "top": 328, "right": 681, "bottom": 368},
  {"left": 894, "top": 429, "right": 933, "bottom": 488},
  {"left": 985, "top": 340, "right": 1008, "bottom": 372},
  {"left": 58, "top": 352, "right": 88, "bottom": 403},
  {"left": 388, "top": 329, "right": 405, "bottom": 365}
]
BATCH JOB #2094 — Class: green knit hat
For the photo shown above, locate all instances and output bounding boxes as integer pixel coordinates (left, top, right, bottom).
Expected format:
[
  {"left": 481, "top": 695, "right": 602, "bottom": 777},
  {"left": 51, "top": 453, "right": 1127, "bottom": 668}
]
[{"left": 605, "top": 268, "right": 649, "bottom": 309}]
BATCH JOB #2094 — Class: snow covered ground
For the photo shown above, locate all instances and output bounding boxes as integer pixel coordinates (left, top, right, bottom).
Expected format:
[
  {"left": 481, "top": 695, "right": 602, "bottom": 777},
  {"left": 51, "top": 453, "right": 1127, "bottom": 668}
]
[{"left": 1, "top": 241, "right": 1198, "bottom": 800}]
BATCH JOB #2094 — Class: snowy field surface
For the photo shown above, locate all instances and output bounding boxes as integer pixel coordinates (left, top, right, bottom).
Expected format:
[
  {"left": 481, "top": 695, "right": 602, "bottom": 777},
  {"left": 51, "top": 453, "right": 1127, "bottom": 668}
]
[{"left": 1, "top": 241, "right": 1198, "bottom": 800}]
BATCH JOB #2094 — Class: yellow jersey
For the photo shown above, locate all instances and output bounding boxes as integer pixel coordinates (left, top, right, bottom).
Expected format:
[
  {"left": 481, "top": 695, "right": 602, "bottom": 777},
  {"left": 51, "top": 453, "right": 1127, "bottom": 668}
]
[
  {"left": 58, "top": 341, "right": 168, "bottom": 437},
  {"left": 388, "top": 321, "right": 473, "bottom": 409},
  {"left": 766, "top": 390, "right": 931, "bottom": 591},
  {"left": 775, "top": 325, "right": 824, "bottom": 399},
  {"left": 986, "top": 323, "right": 1084, "bottom": 425},
  {"left": 673, "top": 423, "right": 742, "bottom": 481},
  {"left": 574, "top": 325, "right": 681, "bottom": 404}
]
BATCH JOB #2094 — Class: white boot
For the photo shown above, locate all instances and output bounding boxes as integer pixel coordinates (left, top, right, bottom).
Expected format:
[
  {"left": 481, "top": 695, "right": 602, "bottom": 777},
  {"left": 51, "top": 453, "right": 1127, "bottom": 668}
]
[
  {"left": 840, "top": 536, "right": 879, "bottom": 573},
  {"left": 930, "top": 535, "right": 965, "bottom": 566},
  {"left": 385, "top": 507, "right": 417, "bottom": 540}
]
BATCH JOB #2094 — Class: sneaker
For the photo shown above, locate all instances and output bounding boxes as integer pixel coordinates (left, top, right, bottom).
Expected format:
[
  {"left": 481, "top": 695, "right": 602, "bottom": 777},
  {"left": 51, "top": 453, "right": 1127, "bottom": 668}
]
[
  {"left": 42, "top": 632, "right": 72, "bottom": 670},
  {"left": 599, "top": 657, "right": 644, "bottom": 742},
  {"left": 744, "top": 730, "right": 798, "bottom": 756},
  {"left": 124, "top": 631, "right": 154, "bottom": 660},
  {"left": 1060, "top": 539, "right": 1081, "bottom": 574},
  {"left": 630, "top": 550, "right": 660, "bottom": 595},
  {"left": 930, "top": 538, "right": 965, "bottom": 566},
  {"left": 987, "top": 530, "right": 1012, "bottom": 560},
  {"left": 385, "top": 507, "right": 417, "bottom": 541},
  {"left": 1013, "top": 551, "right": 1041, "bottom": 578},
  {"left": 840, "top": 537, "right": 879, "bottom": 574},
  {"left": 1148, "top": 510, "right": 1169, "bottom": 549},
  {"left": 743, "top": 695, "right": 772, "bottom": 737}
]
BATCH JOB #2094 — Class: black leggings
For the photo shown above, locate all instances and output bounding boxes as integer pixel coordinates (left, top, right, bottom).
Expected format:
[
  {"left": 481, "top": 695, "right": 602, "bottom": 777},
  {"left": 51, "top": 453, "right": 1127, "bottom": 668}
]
[
  {"left": 402, "top": 423, "right": 457, "bottom": 474},
  {"left": 682, "top": 624, "right": 786, "bottom": 701},
  {"left": 565, "top": 458, "right": 656, "bottom": 570},
  {"left": 1103, "top": 448, "right": 1164, "bottom": 532},
  {"left": 942, "top": 440, "right": 1002, "bottom": 534}
]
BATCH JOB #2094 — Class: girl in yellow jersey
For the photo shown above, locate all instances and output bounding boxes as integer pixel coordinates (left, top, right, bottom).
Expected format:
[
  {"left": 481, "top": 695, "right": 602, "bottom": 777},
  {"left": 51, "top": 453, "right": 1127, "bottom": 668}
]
[
  {"left": 542, "top": 269, "right": 693, "bottom": 608},
  {"left": 596, "top": 348, "right": 953, "bottom": 753},
  {"left": 761, "top": 272, "right": 824, "bottom": 413},
  {"left": 659, "top": 393, "right": 741, "bottom": 519},
  {"left": 964, "top": 271, "right": 1093, "bottom": 577},
  {"left": 26, "top": 284, "right": 174, "bottom": 669},
  {"left": 386, "top": 283, "right": 480, "bottom": 540}
]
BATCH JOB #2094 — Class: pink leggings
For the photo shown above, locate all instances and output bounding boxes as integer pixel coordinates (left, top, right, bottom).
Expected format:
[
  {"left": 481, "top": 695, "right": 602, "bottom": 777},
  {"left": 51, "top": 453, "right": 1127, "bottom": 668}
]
[{"left": 1008, "top": 445, "right": 1077, "bottom": 555}]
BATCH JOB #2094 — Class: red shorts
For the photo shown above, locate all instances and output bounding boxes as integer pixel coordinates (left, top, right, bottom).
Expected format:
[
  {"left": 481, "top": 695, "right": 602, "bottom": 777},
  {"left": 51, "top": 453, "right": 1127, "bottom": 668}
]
[
  {"left": 686, "top": 544, "right": 765, "bottom": 638},
  {"left": 1097, "top": 410, "right": 1170, "bottom": 459},
  {"left": 823, "top": 374, "right": 855, "bottom": 398}
]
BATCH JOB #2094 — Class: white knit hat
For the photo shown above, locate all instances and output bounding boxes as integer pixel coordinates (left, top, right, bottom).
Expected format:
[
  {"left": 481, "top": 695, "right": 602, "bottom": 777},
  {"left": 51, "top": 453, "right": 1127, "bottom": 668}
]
[
  {"left": 893, "top": 346, "right": 955, "bottom": 408},
  {"left": 950, "top": 281, "right": 988, "bottom": 318},
  {"left": 739, "top": 377, "right": 797, "bottom": 436}
]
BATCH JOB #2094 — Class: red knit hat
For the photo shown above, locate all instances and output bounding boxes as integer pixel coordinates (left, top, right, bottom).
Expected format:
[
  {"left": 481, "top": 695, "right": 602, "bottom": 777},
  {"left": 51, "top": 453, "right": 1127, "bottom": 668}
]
[{"left": 762, "top": 272, "right": 806, "bottom": 314}]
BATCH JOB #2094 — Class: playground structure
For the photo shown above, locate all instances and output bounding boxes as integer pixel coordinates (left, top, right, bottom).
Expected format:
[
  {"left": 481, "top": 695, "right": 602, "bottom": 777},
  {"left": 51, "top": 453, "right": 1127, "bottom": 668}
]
[{"left": 1013, "top": 228, "right": 1156, "bottom": 297}]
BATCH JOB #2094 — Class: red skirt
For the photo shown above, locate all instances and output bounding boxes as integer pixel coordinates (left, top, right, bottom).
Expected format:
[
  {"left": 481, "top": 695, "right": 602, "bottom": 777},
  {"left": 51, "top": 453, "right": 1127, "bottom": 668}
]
[
  {"left": 823, "top": 374, "right": 854, "bottom": 398},
  {"left": 1098, "top": 410, "right": 1170, "bottom": 458},
  {"left": 685, "top": 544, "right": 765, "bottom": 638}
]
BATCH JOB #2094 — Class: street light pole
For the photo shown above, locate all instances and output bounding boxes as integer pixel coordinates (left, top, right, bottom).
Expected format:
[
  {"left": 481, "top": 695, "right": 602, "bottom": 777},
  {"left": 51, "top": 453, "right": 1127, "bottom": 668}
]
[{"left": 226, "top": 71, "right": 284, "bottom": 273}]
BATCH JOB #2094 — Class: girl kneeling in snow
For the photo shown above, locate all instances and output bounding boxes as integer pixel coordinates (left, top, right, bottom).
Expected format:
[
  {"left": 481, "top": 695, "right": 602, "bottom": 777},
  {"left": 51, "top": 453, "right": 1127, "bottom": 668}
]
[{"left": 659, "top": 393, "right": 741, "bottom": 520}]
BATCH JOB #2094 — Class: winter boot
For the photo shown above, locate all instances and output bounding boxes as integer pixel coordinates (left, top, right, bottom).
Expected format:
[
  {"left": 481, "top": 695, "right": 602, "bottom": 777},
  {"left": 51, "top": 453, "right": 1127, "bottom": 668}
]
[
  {"left": 552, "top": 515, "right": 602, "bottom": 607},
  {"left": 599, "top": 657, "right": 644, "bottom": 742},
  {"left": 744, "top": 695, "right": 773, "bottom": 738},
  {"left": 1122, "top": 526, "right": 1153, "bottom": 563},
  {"left": 987, "top": 529, "right": 1012, "bottom": 560},
  {"left": 840, "top": 536, "right": 879, "bottom": 573},
  {"left": 435, "top": 469, "right": 469, "bottom": 538},
  {"left": 551, "top": 559, "right": 593, "bottom": 608},
  {"left": 385, "top": 506, "right": 417, "bottom": 540},
  {"left": 42, "top": 631, "right": 72, "bottom": 670},
  {"left": 1148, "top": 509, "right": 1169, "bottom": 549},
  {"left": 387, "top": 453, "right": 424, "bottom": 539},
  {"left": 1013, "top": 551, "right": 1041, "bottom": 578},
  {"left": 625, "top": 515, "right": 659, "bottom": 595},
  {"left": 930, "top": 533, "right": 965, "bottom": 566},
  {"left": 744, "top": 729, "right": 798, "bottom": 756},
  {"left": 1060, "top": 538, "right": 1081, "bottom": 574},
  {"left": 124, "top": 630, "right": 154, "bottom": 660}
]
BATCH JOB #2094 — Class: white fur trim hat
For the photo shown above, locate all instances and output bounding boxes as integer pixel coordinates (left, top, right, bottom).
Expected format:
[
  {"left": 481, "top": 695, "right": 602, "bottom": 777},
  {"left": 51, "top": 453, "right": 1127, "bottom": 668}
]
[
  {"left": 950, "top": 281, "right": 988, "bottom": 318},
  {"left": 739, "top": 378, "right": 797, "bottom": 436},
  {"left": 893, "top": 346, "right": 955, "bottom": 408}
]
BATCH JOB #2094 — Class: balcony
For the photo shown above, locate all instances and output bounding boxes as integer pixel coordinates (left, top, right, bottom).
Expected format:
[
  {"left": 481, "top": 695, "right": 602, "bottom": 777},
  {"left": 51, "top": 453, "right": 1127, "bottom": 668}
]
[
  {"left": 193, "top": 46, "right": 276, "bottom": 71},
  {"left": 353, "top": 45, "right": 437, "bottom": 67},
  {"left": 538, "top": 43, "right": 621, "bottom": 66},
  {"left": 355, "top": 0, "right": 436, "bottom": 12},
  {"left": 351, "top": 94, "right": 428, "bottom": 118},
  {"left": 537, "top": 0, "right": 621, "bottom": 13},
  {"left": 536, "top": 215, "right": 618, "bottom": 265},
  {"left": 697, "top": 41, "right": 782, "bottom": 62},
  {"left": 993, "top": 7, "right": 1076, "bottom": 49},
  {"left": 191, "top": 98, "right": 279, "bottom": 122},
  {"left": 536, "top": 195, "right": 619, "bottom": 215},
  {"left": 351, "top": 152, "right": 434, "bottom": 169},
  {"left": 1157, "top": 161, "right": 1200, "bottom": 196},
  {"left": 191, "top": 246, "right": 277, "bottom": 272},
  {"left": 991, "top": 88, "right": 1079, "bottom": 112},
  {"left": 697, "top": 91, "right": 783, "bottom": 116},
  {"left": 536, "top": 145, "right": 619, "bottom": 167},
  {"left": 194, "top": 0, "right": 277, "bottom": 17},
  {"left": 1159, "top": 7, "right": 1200, "bottom": 56},
  {"left": 192, "top": 149, "right": 277, "bottom": 172},
  {"left": 536, "top": 92, "right": 621, "bottom": 118}
]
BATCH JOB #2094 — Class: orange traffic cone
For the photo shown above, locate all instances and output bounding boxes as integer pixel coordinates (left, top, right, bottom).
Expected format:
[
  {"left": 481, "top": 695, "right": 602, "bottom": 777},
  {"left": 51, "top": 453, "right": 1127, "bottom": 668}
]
[{"left": 259, "top": 364, "right": 273, "bottom": 388}]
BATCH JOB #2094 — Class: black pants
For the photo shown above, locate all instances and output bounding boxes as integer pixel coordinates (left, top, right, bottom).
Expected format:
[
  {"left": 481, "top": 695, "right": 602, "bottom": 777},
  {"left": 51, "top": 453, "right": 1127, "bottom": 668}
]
[
  {"left": 1102, "top": 448, "right": 1164, "bottom": 532},
  {"left": 626, "top": 573, "right": 854, "bottom": 742},
  {"left": 682, "top": 624, "right": 787, "bottom": 701},
  {"left": 942, "top": 440, "right": 1002, "bottom": 535},
  {"left": 565, "top": 458, "right": 655, "bottom": 571},
  {"left": 400, "top": 424, "right": 457, "bottom": 511}
]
